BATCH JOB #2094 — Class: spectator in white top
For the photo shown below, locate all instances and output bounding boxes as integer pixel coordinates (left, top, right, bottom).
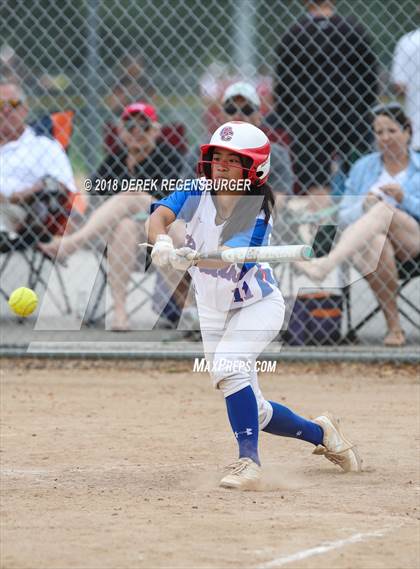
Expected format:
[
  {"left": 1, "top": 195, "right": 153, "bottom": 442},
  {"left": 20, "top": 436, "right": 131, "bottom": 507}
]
[
  {"left": 391, "top": 27, "right": 420, "bottom": 150},
  {"left": 0, "top": 81, "right": 76, "bottom": 233}
]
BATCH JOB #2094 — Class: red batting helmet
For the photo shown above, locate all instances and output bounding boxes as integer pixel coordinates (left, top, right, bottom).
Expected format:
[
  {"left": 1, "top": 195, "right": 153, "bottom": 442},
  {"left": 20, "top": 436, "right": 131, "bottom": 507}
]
[{"left": 198, "top": 121, "right": 271, "bottom": 186}]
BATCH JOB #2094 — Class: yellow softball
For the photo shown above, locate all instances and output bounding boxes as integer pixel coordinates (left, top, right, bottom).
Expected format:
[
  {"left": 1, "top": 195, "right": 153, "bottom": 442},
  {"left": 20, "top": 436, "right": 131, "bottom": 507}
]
[{"left": 8, "top": 287, "right": 38, "bottom": 317}]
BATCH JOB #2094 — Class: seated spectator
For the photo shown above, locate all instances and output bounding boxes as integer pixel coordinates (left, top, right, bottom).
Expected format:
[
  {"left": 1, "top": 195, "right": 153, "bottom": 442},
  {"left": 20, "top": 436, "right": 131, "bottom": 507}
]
[
  {"left": 40, "top": 102, "right": 183, "bottom": 330},
  {"left": 0, "top": 81, "right": 76, "bottom": 236},
  {"left": 91, "top": 102, "right": 179, "bottom": 200},
  {"left": 183, "top": 81, "right": 293, "bottom": 206},
  {"left": 297, "top": 104, "right": 420, "bottom": 347}
]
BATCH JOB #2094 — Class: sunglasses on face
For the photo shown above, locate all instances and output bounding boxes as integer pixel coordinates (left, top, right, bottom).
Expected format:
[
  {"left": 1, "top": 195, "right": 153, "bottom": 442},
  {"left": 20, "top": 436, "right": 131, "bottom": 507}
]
[
  {"left": 0, "top": 99, "right": 23, "bottom": 111},
  {"left": 223, "top": 102, "right": 257, "bottom": 116}
]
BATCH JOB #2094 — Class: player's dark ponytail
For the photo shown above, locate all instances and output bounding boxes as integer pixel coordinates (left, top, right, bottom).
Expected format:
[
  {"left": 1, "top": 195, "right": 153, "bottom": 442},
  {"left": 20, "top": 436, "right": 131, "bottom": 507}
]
[{"left": 219, "top": 182, "right": 275, "bottom": 244}]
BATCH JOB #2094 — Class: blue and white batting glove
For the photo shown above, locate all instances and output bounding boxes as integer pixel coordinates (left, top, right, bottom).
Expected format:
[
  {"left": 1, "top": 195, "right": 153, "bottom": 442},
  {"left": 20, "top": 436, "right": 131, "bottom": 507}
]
[
  {"left": 170, "top": 247, "right": 198, "bottom": 271},
  {"left": 151, "top": 234, "right": 175, "bottom": 267}
]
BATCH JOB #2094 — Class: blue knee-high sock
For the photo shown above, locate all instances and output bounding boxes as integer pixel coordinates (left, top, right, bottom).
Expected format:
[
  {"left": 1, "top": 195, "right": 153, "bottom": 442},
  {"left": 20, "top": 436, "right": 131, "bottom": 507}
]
[
  {"left": 225, "top": 385, "right": 260, "bottom": 465},
  {"left": 263, "top": 401, "right": 323, "bottom": 446}
]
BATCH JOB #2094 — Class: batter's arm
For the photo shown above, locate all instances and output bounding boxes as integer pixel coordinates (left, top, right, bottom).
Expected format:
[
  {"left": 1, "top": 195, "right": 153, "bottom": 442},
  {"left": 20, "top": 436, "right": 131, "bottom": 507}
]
[
  {"left": 146, "top": 205, "right": 176, "bottom": 243},
  {"left": 147, "top": 204, "right": 234, "bottom": 269}
]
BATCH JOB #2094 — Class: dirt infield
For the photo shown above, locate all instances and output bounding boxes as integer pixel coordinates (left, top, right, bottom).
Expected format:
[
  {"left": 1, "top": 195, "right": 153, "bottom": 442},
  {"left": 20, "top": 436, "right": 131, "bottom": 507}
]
[{"left": 1, "top": 358, "right": 419, "bottom": 569}]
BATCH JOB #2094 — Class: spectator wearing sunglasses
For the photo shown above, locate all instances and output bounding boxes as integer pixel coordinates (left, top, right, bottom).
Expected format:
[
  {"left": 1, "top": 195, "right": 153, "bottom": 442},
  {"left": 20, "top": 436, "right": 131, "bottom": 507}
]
[
  {"left": 90, "top": 102, "right": 181, "bottom": 201},
  {"left": 0, "top": 81, "right": 76, "bottom": 234},
  {"left": 40, "top": 102, "right": 184, "bottom": 330},
  {"left": 183, "top": 81, "right": 293, "bottom": 199},
  {"left": 297, "top": 103, "right": 420, "bottom": 347}
]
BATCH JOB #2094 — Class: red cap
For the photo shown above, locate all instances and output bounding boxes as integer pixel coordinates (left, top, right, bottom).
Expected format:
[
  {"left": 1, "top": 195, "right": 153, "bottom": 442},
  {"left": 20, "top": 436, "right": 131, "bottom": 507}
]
[{"left": 121, "top": 102, "right": 158, "bottom": 122}]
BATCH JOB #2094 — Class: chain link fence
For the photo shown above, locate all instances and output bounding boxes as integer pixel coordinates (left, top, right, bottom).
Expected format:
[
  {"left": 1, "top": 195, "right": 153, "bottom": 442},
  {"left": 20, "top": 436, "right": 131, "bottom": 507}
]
[{"left": 1, "top": 0, "right": 419, "bottom": 354}]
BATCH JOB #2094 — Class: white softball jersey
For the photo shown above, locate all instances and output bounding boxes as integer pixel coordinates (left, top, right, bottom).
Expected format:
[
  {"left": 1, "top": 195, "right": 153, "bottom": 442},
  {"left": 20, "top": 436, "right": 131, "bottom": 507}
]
[{"left": 152, "top": 185, "right": 281, "bottom": 312}]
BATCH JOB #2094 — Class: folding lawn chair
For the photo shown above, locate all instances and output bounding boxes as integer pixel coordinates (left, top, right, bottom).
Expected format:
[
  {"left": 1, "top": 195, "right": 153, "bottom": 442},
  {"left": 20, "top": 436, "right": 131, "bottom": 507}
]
[{"left": 342, "top": 254, "right": 420, "bottom": 342}]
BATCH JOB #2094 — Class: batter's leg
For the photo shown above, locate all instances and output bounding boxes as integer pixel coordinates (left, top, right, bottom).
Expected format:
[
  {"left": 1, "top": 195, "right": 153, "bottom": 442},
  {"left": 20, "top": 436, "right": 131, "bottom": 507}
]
[{"left": 213, "top": 293, "right": 285, "bottom": 466}]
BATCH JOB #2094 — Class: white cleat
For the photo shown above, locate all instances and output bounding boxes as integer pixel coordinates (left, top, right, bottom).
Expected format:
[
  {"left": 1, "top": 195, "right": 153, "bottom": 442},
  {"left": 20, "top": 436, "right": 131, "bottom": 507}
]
[
  {"left": 313, "top": 413, "right": 362, "bottom": 473},
  {"left": 219, "top": 457, "right": 262, "bottom": 490}
]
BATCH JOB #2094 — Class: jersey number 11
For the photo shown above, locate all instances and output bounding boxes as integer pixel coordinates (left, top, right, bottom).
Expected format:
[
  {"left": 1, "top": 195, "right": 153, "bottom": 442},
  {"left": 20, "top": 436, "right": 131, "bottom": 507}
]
[{"left": 233, "top": 282, "right": 254, "bottom": 303}]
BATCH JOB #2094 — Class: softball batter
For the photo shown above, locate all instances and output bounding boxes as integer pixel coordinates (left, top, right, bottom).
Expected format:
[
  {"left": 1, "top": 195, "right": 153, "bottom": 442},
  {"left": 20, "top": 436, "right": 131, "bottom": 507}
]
[{"left": 147, "top": 121, "right": 361, "bottom": 490}]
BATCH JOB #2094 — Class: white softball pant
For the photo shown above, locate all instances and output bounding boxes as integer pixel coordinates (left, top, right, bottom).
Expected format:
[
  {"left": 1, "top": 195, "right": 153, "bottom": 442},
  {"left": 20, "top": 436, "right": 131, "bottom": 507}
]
[{"left": 198, "top": 290, "right": 285, "bottom": 429}]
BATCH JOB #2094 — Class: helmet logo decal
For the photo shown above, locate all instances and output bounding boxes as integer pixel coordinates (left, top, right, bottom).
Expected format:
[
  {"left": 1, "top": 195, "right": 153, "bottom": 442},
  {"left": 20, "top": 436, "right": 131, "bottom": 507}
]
[
  {"left": 220, "top": 126, "right": 234, "bottom": 141},
  {"left": 256, "top": 157, "right": 270, "bottom": 178}
]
